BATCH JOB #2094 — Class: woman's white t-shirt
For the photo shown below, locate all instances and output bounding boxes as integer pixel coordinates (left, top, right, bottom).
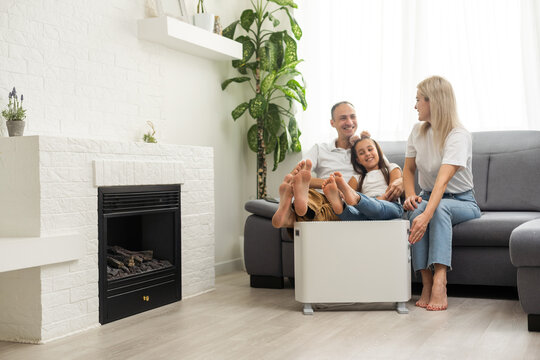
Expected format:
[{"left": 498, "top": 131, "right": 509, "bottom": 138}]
[{"left": 406, "top": 123, "right": 474, "bottom": 193}]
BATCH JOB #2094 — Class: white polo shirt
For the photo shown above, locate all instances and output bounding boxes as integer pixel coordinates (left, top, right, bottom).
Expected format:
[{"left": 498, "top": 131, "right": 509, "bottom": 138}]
[
  {"left": 304, "top": 139, "right": 400, "bottom": 182},
  {"left": 406, "top": 123, "right": 474, "bottom": 193}
]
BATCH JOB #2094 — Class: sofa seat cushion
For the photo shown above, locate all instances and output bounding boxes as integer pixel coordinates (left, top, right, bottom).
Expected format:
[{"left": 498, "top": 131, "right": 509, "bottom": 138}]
[
  {"left": 245, "top": 199, "right": 278, "bottom": 218},
  {"left": 453, "top": 211, "right": 540, "bottom": 247},
  {"left": 510, "top": 219, "right": 540, "bottom": 267}
]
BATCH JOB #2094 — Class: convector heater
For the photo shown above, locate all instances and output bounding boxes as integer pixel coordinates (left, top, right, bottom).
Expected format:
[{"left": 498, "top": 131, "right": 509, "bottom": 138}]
[{"left": 294, "top": 220, "right": 411, "bottom": 315}]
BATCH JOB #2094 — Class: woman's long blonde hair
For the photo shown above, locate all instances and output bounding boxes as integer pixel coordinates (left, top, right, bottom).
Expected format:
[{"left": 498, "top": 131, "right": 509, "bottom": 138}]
[{"left": 417, "top": 76, "right": 462, "bottom": 151}]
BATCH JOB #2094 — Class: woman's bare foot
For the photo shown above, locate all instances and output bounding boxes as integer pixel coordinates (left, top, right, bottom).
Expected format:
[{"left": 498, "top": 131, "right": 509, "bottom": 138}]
[
  {"left": 415, "top": 285, "right": 431, "bottom": 308},
  {"left": 322, "top": 175, "right": 343, "bottom": 215},
  {"left": 292, "top": 159, "right": 312, "bottom": 217},
  {"left": 426, "top": 280, "right": 448, "bottom": 311},
  {"left": 416, "top": 269, "right": 432, "bottom": 308},
  {"left": 272, "top": 174, "right": 295, "bottom": 228},
  {"left": 333, "top": 172, "right": 360, "bottom": 205}
]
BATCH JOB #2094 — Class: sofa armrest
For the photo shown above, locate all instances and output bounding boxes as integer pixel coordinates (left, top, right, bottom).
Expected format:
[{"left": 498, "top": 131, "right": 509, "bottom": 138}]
[
  {"left": 510, "top": 218, "right": 540, "bottom": 267},
  {"left": 245, "top": 199, "right": 279, "bottom": 219}
]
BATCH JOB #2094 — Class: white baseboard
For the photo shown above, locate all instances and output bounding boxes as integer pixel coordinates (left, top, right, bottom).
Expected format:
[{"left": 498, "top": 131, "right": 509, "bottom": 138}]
[{"left": 215, "top": 258, "right": 244, "bottom": 276}]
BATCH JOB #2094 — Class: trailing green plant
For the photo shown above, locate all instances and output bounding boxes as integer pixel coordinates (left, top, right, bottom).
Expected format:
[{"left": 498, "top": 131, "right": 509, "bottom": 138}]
[
  {"left": 221, "top": 0, "right": 306, "bottom": 199},
  {"left": 143, "top": 121, "right": 157, "bottom": 143},
  {"left": 1, "top": 87, "right": 26, "bottom": 122},
  {"left": 197, "top": 0, "right": 205, "bottom": 13}
]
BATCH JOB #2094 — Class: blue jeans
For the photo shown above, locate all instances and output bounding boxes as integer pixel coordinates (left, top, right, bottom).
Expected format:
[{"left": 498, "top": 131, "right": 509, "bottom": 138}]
[
  {"left": 338, "top": 193, "right": 404, "bottom": 221},
  {"left": 408, "top": 190, "right": 481, "bottom": 272}
]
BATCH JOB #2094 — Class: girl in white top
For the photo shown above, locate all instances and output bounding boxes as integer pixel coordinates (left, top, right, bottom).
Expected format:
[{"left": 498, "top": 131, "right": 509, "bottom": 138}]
[
  {"left": 403, "top": 76, "right": 481, "bottom": 312},
  {"left": 322, "top": 136, "right": 404, "bottom": 221}
]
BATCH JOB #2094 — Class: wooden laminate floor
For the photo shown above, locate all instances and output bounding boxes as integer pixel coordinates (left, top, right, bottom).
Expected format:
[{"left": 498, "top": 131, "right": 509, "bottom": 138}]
[{"left": 1, "top": 271, "right": 539, "bottom": 360}]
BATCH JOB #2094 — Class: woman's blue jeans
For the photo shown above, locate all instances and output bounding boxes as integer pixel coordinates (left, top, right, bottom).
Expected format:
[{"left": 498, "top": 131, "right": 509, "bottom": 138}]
[
  {"left": 408, "top": 190, "right": 481, "bottom": 272},
  {"left": 338, "top": 193, "right": 404, "bottom": 221}
]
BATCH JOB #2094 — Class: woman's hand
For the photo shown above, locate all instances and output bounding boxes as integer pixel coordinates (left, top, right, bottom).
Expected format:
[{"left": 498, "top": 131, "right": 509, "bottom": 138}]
[
  {"left": 409, "top": 212, "right": 431, "bottom": 244},
  {"left": 403, "top": 195, "right": 422, "bottom": 211}
]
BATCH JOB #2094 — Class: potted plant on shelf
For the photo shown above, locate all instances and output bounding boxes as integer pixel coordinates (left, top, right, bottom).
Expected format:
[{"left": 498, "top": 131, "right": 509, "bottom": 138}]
[
  {"left": 193, "top": 0, "right": 215, "bottom": 32},
  {"left": 221, "top": 0, "right": 306, "bottom": 199},
  {"left": 1, "top": 87, "right": 27, "bottom": 137}
]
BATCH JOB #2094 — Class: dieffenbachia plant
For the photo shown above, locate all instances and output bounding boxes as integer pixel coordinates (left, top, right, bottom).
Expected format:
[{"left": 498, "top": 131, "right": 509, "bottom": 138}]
[{"left": 221, "top": 0, "right": 306, "bottom": 199}]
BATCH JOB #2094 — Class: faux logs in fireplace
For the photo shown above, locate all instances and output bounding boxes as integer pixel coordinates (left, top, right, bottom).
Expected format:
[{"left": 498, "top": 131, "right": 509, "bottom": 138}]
[{"left": 98, "top": 185, "right": 181, "bottom": 324}]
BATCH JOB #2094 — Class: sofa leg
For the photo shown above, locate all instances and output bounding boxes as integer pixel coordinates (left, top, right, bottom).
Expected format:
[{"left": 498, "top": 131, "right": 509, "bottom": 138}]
[
  {"left": 250, "top": 275, "right": 284, "bottom": 289},
  {"left": 528, "top": 314, "right": 540, "bottom": 332}
]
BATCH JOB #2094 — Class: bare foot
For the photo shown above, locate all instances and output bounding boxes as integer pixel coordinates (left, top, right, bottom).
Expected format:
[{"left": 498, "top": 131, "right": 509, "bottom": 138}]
[
  {"left": 322, "top": 175, "right": 343, "bottom": 215},
  {"left": 292, "top": 160, "right": 312, "bottom": 217},
  {"left": 415, "top": 285, "right": 431, "bottom": 308},
  {"left": 290, "top": 160, "right": 305, "bottom": 176},
  {"left": 272, "top": 174, "right": 295, "bottom": 228},
  {"left": 426, "top": 280, "right": 448, "bottom": 311},
  {"left": 334, "top": 172, "right": 360, "bottom": 205}
]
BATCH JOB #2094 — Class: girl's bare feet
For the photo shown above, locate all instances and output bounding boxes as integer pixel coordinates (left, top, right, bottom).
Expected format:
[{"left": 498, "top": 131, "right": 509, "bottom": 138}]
[
  {"left": 292, "top": 159, "right": 312, "bottom": 217},
  {"left": 333, "top": 172, "right": 360, "bottom": 205},
  {"left": 272, "top": 174, "right": 295, "bottom": 228},
  {"left": 322, "top": 175, "right": 343, "bottom": 215}
]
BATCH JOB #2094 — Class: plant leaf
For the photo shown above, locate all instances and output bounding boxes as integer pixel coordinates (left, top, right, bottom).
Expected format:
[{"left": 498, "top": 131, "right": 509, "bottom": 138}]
[
  {"left": 275, "top": 85, "right": 301, "bottom": 104},
  {"left": 247, "top": 124, "right": 258, "bottom": 153},
  {"left": 282, "top": 7, "right": 302, "bottom": 40},
  {"left": 240, "top": 9, "right": 255, "bottom": 31},
  {"left": 283, "top": 32, "right": 297, "bottom": 63},
  {"left": 287, "top": 79, "right": 307, "bottom": 110},
  {"left": 269, "top": 32, "right": 284, "bottom": 68},
  {"left": 249, "top": 94, "right": 267, "bottom": 118},
  {"left": 264, "top": 131, "right": 277, "bottom": 154},
  {"left": 268, "top": 0, "right": 298, "bottom": 8},
  {"left": 259, "top": 41, "right": 278, "bottom": 72},
  {"left": 265, "top": 103, "right": 281, "bottom": 136},
  {"left": 221, "top": 76, "right": 251, "bottom": 90},
  {"left": 222, "top": 20, "right": 239, "bottom": 39},
  {"left": 261, "top": 71, "right": 277, "bottom": 94},
  {"left": 272, "top": 136, "right": 281, "bottom": 171},
  {"left": 231, "top": 102, "right": 249, "bottom": 120},
  {"left": 277, "top": 59, "right": 303, "bottom": 77},
  {"left": 235, "top": 36, "right": 256, "bottom": 64},
  {"left": 279, "top": 131, "right": 289, "bottom": 162}
]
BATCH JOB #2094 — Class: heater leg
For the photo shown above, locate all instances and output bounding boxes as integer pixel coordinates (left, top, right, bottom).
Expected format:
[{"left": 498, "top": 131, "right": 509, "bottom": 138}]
[
  {"left": 303, "top": 303, "right": 314, "bottom": 315},
  {"left": 396, "top": 302, "right": 408, "bottom": 314}
]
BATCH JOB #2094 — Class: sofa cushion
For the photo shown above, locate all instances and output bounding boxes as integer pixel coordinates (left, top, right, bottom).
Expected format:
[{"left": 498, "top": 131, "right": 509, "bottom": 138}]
[
  {"left": 453, "top": 211, "right": 540, "bottom": 247},
  {"left": 245, "top": 199, "right": 278, "bottom": 218},
  {"left": 510, "top": 218, "right": 540, "bottom": 267}
]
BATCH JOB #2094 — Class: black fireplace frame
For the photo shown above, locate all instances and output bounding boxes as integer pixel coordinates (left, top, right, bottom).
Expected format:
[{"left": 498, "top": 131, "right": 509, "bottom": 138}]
[{"left": 98, "top": 184, "right": 182, "bottom": 324}]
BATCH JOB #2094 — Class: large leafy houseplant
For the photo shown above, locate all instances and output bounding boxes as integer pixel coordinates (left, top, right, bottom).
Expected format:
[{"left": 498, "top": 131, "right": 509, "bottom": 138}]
[{"left": 221, "top": 0, "right": 306, "bottom": 199}]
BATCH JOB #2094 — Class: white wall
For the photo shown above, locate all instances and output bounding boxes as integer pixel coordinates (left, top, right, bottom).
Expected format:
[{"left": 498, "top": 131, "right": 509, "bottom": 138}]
[{"left": 0, "top": 0, "right": 255, "bottom": 274}]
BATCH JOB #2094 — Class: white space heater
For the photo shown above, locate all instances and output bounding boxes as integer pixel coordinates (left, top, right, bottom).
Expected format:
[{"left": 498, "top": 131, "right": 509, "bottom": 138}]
[{"left": 294, "top": 220, "right": 411, "bottom": 315}]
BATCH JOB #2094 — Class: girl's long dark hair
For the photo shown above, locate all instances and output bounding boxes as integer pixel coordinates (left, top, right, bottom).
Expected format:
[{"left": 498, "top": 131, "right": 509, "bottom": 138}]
[{"left": 351, "top": 137, "right": 390, "bottom": 192}]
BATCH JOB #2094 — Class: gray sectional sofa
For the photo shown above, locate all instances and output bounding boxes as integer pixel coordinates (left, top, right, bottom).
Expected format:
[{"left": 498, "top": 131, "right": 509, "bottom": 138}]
[{"left": 244, "top": 130, "right": 540, "bottom": 330}]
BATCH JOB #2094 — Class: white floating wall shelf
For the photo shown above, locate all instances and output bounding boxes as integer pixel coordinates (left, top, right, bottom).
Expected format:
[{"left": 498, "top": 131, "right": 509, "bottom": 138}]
[{"left": 137, "top": 16, "right": 242, "bottom": 61}]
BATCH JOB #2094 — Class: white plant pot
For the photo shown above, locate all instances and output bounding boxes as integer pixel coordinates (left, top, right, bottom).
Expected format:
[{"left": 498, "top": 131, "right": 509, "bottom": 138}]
[{"left": 193, "top": 13, "right": 215, "bottom": 32}]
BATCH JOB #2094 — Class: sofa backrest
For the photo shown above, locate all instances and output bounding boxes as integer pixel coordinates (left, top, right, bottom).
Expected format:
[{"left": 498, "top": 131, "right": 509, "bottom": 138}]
[{"left": 379, "top": 130, "right": 540, "bottom": 212}]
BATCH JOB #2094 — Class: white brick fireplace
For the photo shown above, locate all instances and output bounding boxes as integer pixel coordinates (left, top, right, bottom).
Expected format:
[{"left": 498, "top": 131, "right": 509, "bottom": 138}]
[{"left": 0, "top": 136, "right": 215, "bottom": 343}]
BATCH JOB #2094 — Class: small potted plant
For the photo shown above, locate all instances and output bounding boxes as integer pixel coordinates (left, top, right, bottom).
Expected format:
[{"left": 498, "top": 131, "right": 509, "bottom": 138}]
[
  {"left": 1, "top": 87, "right": 26, "bottom": 137},
  {"left": 193, "top": 0, "right": 214, "bottom": 32}
]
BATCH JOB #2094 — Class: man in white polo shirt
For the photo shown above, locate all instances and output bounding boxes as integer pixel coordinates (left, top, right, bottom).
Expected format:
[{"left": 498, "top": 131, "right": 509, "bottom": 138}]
[{"left": 272, "top": 101, "right": 403, "bottom": 228}]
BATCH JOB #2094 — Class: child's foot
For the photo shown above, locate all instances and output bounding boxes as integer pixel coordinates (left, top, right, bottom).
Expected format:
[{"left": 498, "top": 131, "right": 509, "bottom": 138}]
[
  {"left": 322, "top": 175, "right": 343, "bottom": 215},
  {"left": 272, "top": 174, "right": 295, "bottom": 228},
  {"left": 334, "top": 172, "right": 360, "bottom": 205},
  {"left": 292, "top": 159, "right": 312, "bottom": 217},
  {"left": 426, "top": 280, "right": 448, "bottom": 311}
]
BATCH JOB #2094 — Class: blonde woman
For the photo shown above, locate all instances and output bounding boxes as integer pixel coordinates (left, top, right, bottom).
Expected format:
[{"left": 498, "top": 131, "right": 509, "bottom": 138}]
[{"left": 403, "top": 76, "right": 481, "bottom": 311}]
